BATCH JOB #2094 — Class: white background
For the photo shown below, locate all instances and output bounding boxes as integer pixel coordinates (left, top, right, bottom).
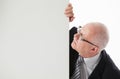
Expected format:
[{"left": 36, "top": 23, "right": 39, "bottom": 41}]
[
  {"left": 70, "top": 0, "right": 120, "bottom": 69},
  {"left": 0, "top": 0, "right": 68, "bottom": 79}
]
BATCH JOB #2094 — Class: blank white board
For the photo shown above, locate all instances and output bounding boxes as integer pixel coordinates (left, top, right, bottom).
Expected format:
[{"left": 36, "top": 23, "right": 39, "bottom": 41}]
[{"left": 0, "top": 0, "right": 68, "bottom": 79}]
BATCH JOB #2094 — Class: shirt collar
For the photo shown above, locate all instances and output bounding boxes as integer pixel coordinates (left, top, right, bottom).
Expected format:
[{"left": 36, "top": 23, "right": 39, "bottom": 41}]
[{"left": 84, "top": 53, "right": 101, "bottom": 70}]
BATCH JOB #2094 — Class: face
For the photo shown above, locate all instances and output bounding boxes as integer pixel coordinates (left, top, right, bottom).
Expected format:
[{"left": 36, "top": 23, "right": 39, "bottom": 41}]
[{"left": 71, "top": 26, "right": 99, "bottom": 58}]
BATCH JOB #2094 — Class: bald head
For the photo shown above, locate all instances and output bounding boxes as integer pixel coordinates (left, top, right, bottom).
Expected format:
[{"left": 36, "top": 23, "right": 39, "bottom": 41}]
[{"left": 83, "top": 22, "right": 109, "bottom": 50}]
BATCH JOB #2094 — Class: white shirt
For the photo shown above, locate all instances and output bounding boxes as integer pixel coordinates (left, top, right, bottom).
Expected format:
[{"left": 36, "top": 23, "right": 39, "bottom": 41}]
[{"left": 84, "top": 53, "right": 101, "bottom": 76}]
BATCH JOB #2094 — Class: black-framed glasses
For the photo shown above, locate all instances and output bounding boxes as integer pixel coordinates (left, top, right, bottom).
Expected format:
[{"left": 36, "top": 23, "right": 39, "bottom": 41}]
[{"left": 77, "top": 26, "right": 98, "bottom": 47}]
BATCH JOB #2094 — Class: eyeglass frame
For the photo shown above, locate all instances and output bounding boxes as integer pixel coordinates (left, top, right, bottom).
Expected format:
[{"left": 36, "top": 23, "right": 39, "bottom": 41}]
[{"left": 77, "top": 26, "right": 99, "bottom": 47}]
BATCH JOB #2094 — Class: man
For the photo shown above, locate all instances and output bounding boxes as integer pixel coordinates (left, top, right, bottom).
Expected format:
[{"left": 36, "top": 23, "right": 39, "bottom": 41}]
[{"left": 65, "top": 3, "right": 120, "bottom": 79}]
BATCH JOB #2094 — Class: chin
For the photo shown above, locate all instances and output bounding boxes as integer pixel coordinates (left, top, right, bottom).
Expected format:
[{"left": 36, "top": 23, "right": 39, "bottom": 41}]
[
  {"left": 77, "top": 52, "right": 87, "bottom": 58},
  {"left": 79, "top": 54, "right": 87, "bottom": 58},
  {"left": 80, "top": 54, "right": 92, "bottom": 58}
]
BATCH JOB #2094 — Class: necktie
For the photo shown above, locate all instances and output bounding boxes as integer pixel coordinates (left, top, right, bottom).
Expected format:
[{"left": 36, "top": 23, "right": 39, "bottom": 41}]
[{"left": 71, "top": 56, "right": 87, "bottom": 79}]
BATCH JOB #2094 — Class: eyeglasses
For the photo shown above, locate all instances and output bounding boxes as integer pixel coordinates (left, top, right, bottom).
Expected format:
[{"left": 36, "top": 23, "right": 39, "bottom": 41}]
[{"left": 77, "top": 26, "right": 98, "bottom": 47}]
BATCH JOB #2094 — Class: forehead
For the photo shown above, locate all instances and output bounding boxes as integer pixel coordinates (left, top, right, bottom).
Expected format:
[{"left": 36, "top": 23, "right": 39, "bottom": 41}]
[
  {"left": 80, "top": 25, "right": 95, "bottom": 38},
  {"left": 81, "top": 25, "right": 92, "bottom": 35}
]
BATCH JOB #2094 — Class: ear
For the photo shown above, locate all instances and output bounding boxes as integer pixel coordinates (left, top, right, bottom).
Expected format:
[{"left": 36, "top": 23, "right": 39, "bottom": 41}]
[{"left": 90, "top": 46, "right": 98, "bottom": 54}]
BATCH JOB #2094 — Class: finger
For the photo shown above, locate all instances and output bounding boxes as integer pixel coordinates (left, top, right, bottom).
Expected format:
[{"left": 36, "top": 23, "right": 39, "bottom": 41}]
[
  {"left": 64, "top": 9, "right": 73, "bottom": 14},
  {"left": 68, "top": 3, "right": 72, "bottom": 8},
  {"left": 65, "top": 3, "right": 73, "bottom": 11},
  {"left": 69, "top": 17, "right": 75, "bottom": 22},
  {"left": 66, "top": 13, "right": 74, "bottom": 17},
  {"left": 68, "top": 3, "right": 71, "bottom": 7},
  {"left": 65, "top": 6, "right": 73, "bottom": 11}
]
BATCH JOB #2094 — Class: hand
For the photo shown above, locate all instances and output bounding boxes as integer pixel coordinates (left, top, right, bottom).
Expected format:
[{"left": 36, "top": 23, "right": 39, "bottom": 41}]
[{"left": 64, "top": 3, "right": 75, "bottom": 22}]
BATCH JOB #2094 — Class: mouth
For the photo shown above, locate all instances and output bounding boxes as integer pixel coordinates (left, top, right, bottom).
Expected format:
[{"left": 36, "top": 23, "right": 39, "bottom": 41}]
[{"left": 71, "top": 39, "right": 77, "bottom": 49}]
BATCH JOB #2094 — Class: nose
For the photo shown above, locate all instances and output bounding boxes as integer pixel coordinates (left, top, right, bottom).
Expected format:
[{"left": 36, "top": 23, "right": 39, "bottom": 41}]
[{"left": 73, "top": 33, "right": 80, "bottom": 40}]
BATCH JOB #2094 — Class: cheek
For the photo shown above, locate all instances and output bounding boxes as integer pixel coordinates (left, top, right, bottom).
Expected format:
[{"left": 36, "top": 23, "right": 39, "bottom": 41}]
[
  {"left": 76, "top": 41, "right": 83, "bottom": 51},
  {"left": 76, "top": 41, "right": 89, "bottom": 53}
]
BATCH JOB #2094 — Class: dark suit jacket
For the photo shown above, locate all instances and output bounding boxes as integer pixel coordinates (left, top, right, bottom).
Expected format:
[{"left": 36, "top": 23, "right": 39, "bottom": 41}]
[{"left": 70, "top": 27, "right": 120, "bottom": 79}]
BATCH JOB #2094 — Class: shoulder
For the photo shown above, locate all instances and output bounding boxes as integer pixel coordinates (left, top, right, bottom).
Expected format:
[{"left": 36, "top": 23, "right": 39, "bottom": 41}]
[
  {"left": 101, "top": 50, "right": 120, "bottom": 79},
  {"left": 89, "top": 50, "right": 120, "bottom": 79}
]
